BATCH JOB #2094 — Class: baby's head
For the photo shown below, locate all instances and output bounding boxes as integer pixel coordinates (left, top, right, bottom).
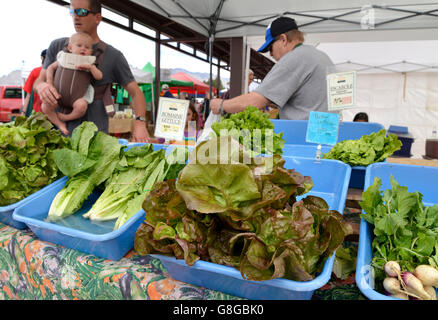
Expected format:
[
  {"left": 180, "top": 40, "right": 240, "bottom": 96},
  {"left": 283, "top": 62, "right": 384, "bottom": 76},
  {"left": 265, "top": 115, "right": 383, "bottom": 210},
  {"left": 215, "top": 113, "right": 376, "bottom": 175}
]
[{"left": 68, "top": 32, "right": 93, "bottom": 56}]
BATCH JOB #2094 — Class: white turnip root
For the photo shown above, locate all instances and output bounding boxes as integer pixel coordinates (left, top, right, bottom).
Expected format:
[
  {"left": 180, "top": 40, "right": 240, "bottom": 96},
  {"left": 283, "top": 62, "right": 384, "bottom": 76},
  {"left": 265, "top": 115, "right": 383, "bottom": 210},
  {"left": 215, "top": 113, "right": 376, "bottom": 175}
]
[
  {"left": 385, "top": 261, "right": 401, "bottom": 278},
  {"left": 390, "top": 292, "right": 409, "bottom": 300},
  {"left": 402, "top": 271, "right": 432, "bottom": 300},
  {"left": 383, "top": 277, "right": 402, "bottom": 295},
  {"left": 413, "top": 265, "right": 438, "bottom": 287},
  {"left": 424, "top": 286, "right": 437, "bottom": 300}
]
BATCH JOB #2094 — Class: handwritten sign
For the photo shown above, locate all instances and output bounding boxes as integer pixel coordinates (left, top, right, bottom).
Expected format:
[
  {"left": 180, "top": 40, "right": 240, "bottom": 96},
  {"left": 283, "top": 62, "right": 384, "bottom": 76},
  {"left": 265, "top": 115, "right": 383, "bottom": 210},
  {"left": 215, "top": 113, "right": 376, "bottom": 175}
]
[
  {"left": 155, "top": 97, "right": 189, "bottom": 141},
  {"left": 327, "top": 71, "right": 356, "bottom": 111},
  {"left": 306, "top": 111, "right": 340, "bottom": 146}
]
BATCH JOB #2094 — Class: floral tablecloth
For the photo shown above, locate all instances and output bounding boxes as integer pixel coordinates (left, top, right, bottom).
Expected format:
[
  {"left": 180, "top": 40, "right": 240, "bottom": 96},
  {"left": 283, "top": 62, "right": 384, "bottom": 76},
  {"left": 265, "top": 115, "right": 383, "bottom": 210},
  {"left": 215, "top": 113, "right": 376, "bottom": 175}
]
[{"left": 0, "top": 207, "right": 366, "bottom": 300}]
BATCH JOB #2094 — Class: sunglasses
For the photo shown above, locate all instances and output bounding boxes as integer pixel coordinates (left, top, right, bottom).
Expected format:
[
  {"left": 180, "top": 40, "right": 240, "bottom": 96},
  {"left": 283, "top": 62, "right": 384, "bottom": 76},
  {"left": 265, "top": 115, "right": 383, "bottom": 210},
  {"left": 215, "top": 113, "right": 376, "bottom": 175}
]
[
  {"left": 269, "top": 36, "right": 283, "bottom": 53},
  {"left": 69, "top": 8, "right": 98, "bottom": 17}
]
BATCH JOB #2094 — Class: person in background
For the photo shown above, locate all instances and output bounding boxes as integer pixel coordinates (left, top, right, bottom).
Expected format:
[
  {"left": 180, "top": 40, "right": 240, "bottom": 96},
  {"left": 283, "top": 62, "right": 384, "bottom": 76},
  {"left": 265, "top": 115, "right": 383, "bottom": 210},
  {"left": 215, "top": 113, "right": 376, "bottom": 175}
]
[
  {"left": 179, "top": 91, "right": 189, "bottom": 100},
  {"left": 22, "top": 49, "right": 47, "bottom": 116},
  {"left": 202, "top": 91, "right": 211, "bottom": 121},
  {"left": 185, "top": 101, "right": 203, "bottom": 141},
  {"left": 34, "top": 0, "right": 150, "bottom": 142},
  {"left": 161, "top": 84, "right": 174, "bottom": 98},
  {"left": 353, "top": 112, "right": 369, "bottom": 122},
  {"left": 221, "top": 69, "right": 255, "bottom": 100},
  {"left": 210, "top": 16, "right": 334, "bottom": 120}
]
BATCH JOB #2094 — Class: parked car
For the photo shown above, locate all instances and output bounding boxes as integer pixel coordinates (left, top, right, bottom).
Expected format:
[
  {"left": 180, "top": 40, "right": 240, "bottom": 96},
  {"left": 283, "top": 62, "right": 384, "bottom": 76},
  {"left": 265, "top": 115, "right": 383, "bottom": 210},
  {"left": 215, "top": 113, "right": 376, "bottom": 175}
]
[{"left": 0, "top": 85, "right": 22, "bottom": 122}]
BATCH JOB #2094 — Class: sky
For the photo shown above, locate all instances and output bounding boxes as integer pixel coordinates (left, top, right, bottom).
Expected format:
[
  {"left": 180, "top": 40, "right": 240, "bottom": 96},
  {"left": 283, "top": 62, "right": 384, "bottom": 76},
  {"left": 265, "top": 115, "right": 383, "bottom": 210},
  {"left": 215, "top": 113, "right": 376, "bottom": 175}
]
[{"left": 0, "top": 0, "right": 230, "bottom": 79}]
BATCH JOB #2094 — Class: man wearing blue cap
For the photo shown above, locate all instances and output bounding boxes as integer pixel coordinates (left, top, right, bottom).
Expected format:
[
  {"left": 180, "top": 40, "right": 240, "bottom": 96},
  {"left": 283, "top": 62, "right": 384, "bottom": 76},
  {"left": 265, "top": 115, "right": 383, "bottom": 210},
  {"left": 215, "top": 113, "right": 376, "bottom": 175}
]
[{"left": 210, "top": 16, "right": 334, "bottom": 120}]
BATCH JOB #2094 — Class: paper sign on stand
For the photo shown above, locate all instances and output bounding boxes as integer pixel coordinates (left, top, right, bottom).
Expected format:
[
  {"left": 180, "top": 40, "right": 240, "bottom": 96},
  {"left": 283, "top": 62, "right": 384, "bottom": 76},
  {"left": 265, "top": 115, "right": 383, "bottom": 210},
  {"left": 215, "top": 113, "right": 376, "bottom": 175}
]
[
  {"left": 327, "top": 71, "right": 357, "bottom": 111},
  {"left": 154, "top": 97, "right": 189, "bottom": 142}
]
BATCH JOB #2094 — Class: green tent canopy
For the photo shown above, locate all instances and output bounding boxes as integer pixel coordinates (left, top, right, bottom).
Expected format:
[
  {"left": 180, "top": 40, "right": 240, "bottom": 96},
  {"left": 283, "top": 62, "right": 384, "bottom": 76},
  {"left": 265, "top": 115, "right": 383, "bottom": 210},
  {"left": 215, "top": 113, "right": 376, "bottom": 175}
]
[{"left": 114, "top": 62, "right": 194, "bottom": 106}]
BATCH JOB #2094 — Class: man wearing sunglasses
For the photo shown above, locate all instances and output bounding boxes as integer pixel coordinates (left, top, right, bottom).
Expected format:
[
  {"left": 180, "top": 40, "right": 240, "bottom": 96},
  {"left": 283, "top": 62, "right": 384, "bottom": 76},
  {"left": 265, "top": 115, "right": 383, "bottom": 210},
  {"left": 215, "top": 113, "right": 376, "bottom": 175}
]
[
  {"left": 34, "top": 0, "right": 151, "bottom": 142},
  {"left": 210, "top": 16, "right": 334, "bottom": 121}
]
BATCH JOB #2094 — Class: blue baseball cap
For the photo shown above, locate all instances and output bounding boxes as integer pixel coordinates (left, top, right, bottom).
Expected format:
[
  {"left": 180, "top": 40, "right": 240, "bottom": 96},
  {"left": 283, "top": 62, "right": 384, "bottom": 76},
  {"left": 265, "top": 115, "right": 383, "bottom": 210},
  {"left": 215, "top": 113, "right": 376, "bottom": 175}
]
[{"left": 258, "top": 17, "right": 299, "bottom": 53}]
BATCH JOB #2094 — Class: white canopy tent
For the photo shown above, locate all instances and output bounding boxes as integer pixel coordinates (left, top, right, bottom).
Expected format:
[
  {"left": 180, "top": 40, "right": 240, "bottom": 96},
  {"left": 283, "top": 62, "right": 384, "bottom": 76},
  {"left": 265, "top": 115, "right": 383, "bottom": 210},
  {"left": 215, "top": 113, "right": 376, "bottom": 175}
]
[{"left": 127, "top": 1, "right": 438, "bottom": 158}]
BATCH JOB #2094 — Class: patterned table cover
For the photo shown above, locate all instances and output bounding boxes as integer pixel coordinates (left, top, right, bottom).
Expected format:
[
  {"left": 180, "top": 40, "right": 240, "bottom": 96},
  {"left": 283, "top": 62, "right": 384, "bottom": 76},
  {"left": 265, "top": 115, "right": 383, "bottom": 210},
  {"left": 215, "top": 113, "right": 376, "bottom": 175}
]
[{"left": 0, "top": 221, "right": 366, "bottom": 300}]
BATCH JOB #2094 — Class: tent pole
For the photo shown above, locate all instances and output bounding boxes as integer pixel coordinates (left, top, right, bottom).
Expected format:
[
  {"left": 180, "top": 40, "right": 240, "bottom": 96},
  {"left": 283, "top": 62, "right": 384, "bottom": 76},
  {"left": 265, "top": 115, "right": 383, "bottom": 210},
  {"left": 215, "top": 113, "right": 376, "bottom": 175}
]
[{"left": 209, "top": 34, "right": 214, "bottom": 99}]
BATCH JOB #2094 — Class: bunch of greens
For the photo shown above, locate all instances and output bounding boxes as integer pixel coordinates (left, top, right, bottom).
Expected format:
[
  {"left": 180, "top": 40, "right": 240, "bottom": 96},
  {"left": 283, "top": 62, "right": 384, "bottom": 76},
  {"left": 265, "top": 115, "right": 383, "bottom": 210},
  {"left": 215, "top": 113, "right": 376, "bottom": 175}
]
[
  {"left": 134, "top": 136, "right": 348, "bottom": 281},
  {"left": 211, "top": 106, "right": 285, "bottom": 156},
  {"left": 360, "top": 175, "right": 438, "bottom": 289},
  {"left": 84, "top": 145, "right": 189, "bottom": 230},
  {"left": 0, "top": 113, "right": 69, "bottom": 206},
  {"left": 48, "top": 122, "right": 123, "bottom": 221},
  {"left": 323, "top": 130, "right": 402, "bottom": 166}
]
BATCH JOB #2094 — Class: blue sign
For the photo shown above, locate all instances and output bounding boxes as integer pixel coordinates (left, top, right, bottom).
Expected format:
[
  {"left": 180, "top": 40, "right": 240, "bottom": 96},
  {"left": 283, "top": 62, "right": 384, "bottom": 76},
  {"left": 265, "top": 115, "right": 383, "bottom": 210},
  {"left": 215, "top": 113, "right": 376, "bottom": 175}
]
[{"left": 306, "top": 111, "right": 340, "bottom": 146}]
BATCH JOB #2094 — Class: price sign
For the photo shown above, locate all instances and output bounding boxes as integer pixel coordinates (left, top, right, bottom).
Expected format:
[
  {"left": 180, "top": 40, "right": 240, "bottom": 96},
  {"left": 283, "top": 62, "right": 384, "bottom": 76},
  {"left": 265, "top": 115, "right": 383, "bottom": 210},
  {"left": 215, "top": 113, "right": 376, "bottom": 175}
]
[
  {"left": 155, "top": 97, "right": 189, "bottom": 141},
  {"left": 327, "top": 71, "right": 356, "bottom": 111},
  {"left": 306, "top": 111, "right": 340, "bottom": 146}
]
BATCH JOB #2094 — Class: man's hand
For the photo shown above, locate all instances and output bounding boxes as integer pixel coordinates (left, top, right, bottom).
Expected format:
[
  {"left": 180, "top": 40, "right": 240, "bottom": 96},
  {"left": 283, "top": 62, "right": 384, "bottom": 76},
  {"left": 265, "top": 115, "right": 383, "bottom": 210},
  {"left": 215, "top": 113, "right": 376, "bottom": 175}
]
[
  {"left": 35, "top": 81, "right": 60, "bottom": 107},
  {"left": 132, "top": 120, "right": 151, "bottom": 143},
  {"left": 210, "top": 98, "right": 222, "bottom": 114}
]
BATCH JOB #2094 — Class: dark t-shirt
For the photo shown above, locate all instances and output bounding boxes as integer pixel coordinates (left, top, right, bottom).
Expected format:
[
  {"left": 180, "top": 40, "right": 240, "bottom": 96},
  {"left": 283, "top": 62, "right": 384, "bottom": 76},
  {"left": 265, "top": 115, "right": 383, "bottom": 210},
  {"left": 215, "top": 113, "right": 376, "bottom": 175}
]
[
  {"left": 43, "top": 37, "right": 135, "bottom": 134},
  {"left": 163, "top": 90, "right": 174, "bottom": 98}
]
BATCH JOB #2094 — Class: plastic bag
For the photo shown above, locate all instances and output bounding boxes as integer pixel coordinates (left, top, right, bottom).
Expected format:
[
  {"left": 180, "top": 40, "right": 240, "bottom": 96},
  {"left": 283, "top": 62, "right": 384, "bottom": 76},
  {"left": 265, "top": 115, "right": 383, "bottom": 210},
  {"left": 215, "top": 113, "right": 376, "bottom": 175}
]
[{"left": 197, "top": 112, "right": 221, "bottom": 144}]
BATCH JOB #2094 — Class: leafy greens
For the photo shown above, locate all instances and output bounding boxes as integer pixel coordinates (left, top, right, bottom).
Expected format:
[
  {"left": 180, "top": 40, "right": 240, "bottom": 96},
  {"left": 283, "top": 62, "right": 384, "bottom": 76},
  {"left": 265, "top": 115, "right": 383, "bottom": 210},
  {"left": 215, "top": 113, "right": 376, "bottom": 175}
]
[
  {"left": 323, "top": 130, "right": 402, "bottom": 166},
  {"left": 211, "top": 106, "right": 285, "bottom": 156},
  {"left": 359, "top": 175, "right": 438, "bottom": 289},
  {"left": 134, "top": 136, "right": 348, "bottom": 281},
  {"left": 0, "top": 112, "right": 69, "bottom": 206}
]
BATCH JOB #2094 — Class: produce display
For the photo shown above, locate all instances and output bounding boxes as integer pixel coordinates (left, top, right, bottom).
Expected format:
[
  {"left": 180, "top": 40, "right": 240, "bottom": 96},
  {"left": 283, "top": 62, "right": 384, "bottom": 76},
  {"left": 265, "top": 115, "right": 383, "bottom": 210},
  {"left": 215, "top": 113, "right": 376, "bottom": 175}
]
[
  {"left": 0, "top": 113, "right": 69, "bottom": 206},
  {"left": 360, "top": 175, "right": 438, "bottom": 299},
  {"left": 211, "top": 106, "right": 285, "bottom": 156},
  {"left": 323, "top": 129, "right": 402, "bottom": 166},
  {"left": 48, "top": 122, "right": 123, "bottom": 221},
  {"left": 47, "top": 121, "right": 189, "bottom": 229},
  {"left": 84, "top": 144, "right": 189, "bottom": 230},
  {"left": 134, "top": 136, "right": 348, "bottom": 282}
]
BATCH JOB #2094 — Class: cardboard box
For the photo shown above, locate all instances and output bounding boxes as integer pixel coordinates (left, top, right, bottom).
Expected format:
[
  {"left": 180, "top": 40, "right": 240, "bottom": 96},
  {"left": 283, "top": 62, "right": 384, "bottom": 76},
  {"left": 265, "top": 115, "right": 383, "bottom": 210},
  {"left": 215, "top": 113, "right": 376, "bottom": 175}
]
[{"left": 109, "top": 118, "right": 134, "bottom": 134}]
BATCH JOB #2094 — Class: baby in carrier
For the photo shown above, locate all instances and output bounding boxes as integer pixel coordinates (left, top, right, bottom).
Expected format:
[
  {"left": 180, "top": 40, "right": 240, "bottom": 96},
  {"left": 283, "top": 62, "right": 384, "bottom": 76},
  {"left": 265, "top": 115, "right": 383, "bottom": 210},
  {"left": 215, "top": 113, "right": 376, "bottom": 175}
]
[{"left": 42, "top": 32, "right": 102, "bottom": 135}]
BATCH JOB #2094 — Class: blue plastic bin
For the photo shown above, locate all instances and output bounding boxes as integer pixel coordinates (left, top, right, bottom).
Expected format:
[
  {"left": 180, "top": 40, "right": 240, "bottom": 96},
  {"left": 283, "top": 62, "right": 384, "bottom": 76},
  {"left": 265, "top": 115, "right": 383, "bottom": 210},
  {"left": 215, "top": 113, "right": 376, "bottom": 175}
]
[
  {"left": 356, "top": 162, "right": 438, "bottom": 300},
  {"left": 152, "top": 156, "right": 352, "bottom": 300},
  {"left": 118, "top": 138, "right": 129, "bottom": 145},
  {"left": 11, "top": 143, "right": 189, "bottom": 260},
  {"left": 271, "top": 119, "right": 384, "bottom": 145},
  {"left": 0, "top": 178, "right": 67, "bottom": 230}
]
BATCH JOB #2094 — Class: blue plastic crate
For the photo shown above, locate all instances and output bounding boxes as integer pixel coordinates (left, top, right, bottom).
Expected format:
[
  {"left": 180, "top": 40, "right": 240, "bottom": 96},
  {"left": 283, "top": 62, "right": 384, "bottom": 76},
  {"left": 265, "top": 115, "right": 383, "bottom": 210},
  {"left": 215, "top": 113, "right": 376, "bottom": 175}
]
[
  {"left": 118, "top": 138, "right": 129, "bottom": 145},
  {"left": 152, "top": 156, "right": 352, "bottom": 300},
  {"left": 0, "top": 178, "right": 67, "bottom": 230},
  {"left": 356, "top": 162, "right": 438, "bottom": 300},
  {"left": 271, "top": 119, "right": 384, "bottom": 145},
  {"left": 11, "top": 143, "right": 190, "bottom": 260}
]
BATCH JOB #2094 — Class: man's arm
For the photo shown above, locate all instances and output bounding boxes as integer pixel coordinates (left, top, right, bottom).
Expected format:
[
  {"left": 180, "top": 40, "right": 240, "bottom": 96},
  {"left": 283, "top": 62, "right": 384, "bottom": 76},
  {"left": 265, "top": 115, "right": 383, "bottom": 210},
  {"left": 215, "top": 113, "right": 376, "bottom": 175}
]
[
  {"left": 34, "top": 68, "right": 60, "bottom": 108},
  {"left": 123, "top": 80, "right": 151, "bottom": 142},
  {"left": 209, "top": 91, "right": 270, "bottom": 114}
]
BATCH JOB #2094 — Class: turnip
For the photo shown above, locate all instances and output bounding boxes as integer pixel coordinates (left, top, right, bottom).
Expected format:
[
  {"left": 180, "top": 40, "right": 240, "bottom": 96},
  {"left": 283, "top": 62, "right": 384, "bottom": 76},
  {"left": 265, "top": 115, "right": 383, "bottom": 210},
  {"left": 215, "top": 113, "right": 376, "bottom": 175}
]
[
  {"left": 385, "top": 261, "right": 401, "bottom": 278},
  {"left": 402, "top": 271, "right": 432, "bottom": 300},
  {"left": 424, "top": 286, "right": 437, "bottom": 300},
  {"left": 413, "top": 265, "right": 438, "bottom": 287},
  {"left": 390, "top": 292, "right": 409, "bottom": 300},
  {"left": 383, "top": 277, "right": 403, "bottom": 295}
]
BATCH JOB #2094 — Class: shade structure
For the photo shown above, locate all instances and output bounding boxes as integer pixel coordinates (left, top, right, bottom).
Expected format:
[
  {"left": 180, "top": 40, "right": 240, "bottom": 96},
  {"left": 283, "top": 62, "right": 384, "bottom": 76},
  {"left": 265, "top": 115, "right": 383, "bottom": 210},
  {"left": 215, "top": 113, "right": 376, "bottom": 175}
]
[{"left": 171, "top": 72, "right": 217, "bottom": 96}]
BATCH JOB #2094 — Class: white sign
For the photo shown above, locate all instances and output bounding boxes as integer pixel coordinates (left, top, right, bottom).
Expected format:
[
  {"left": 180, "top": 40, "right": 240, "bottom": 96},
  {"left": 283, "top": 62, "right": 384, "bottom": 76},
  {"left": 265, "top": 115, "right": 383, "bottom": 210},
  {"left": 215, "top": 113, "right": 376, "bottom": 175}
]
[
  {"left": 155, "top": 97, "right": 189, "bottom": 141},
  {"left": 327, "top": 71, "right": 357, "bottom": 111}
]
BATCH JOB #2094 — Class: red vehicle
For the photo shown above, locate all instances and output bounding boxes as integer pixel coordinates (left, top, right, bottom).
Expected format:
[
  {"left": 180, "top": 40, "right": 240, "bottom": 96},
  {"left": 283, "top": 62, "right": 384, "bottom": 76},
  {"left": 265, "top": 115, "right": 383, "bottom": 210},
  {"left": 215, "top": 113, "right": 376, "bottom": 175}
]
[{"left": 0, "top": 86, "right": 22, "bottom": 122}]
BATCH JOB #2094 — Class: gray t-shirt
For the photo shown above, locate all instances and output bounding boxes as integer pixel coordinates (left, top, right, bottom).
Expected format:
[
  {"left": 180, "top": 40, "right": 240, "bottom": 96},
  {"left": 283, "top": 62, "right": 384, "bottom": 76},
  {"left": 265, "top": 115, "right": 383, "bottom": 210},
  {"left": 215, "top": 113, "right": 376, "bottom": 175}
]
[
  {"left": 255, "top": 44, "right": 334, "bottom": 120},
  {"left": 43, "top": 37, "right": 135, "bottom": 134}
]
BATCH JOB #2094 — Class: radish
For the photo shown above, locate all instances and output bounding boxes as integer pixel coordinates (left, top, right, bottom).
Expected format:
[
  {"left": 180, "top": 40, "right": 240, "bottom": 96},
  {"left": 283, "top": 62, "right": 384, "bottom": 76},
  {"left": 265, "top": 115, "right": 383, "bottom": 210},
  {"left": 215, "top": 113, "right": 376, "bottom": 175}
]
[
  {"left": 413, "top": 265, "right": 438, "bottom": 287},
  {"left": 383, "top": 277, "right": 402, "bottom": 295},
  {"left": 402, "top": 271, "right": 432, "bottom": 300},
  {"left": 385, "top": 261, "right": 401, "bottom": 278},
  {"left": 424, "top": 286, "right": 437, "bottom": 300}
]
